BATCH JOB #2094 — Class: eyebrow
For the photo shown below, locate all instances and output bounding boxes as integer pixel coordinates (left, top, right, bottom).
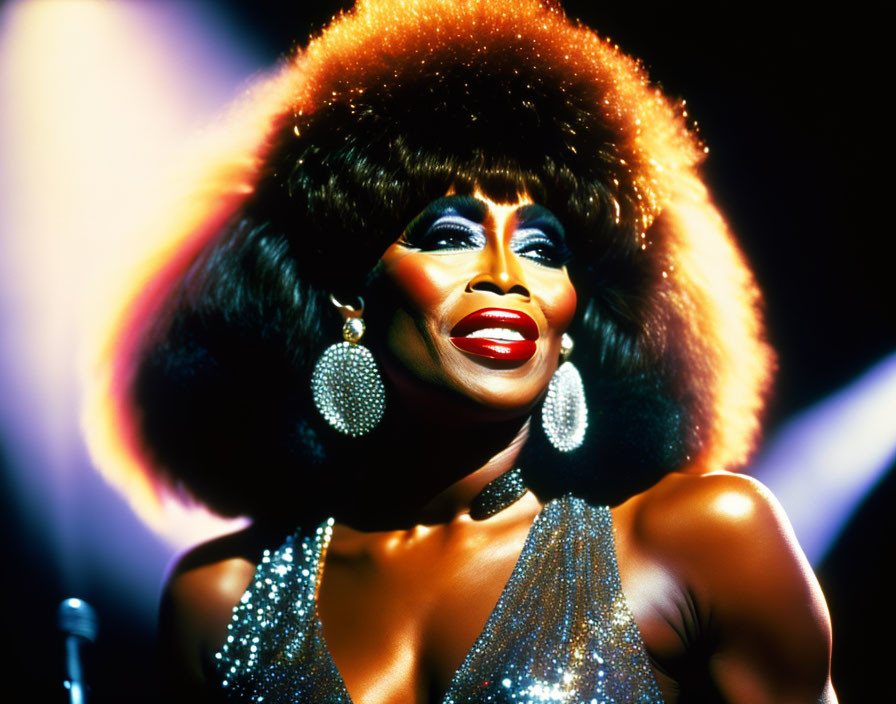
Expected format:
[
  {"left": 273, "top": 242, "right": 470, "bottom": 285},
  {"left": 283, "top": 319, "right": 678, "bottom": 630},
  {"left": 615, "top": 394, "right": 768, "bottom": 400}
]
[
  {"left": 401, "top": 196, "right": 488, "bottom": 244},
  {"left": 415, "top": 195, "right": 488, "bottom": 224},
  {"left": 514, "top": 204, "right": 566, "bottom": 239},
  {"left": 404, "top": 196, "right": 565, "bottom": 240}
]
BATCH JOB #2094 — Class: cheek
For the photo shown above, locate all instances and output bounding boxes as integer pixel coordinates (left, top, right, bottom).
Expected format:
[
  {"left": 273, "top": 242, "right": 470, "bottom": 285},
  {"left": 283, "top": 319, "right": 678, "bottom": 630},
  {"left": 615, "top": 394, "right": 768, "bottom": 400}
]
[
  {"left": 383, "top": 254, "right": 460, "bottom": 319},
  {"left": 541, "top": 277, "right": 578, "bottom": 333},
  {"left": 378, "top": 254, "right": 454, "bottom": 363},
  {"left": 377, "top": 254, "right": 463, "bottom": 387}
]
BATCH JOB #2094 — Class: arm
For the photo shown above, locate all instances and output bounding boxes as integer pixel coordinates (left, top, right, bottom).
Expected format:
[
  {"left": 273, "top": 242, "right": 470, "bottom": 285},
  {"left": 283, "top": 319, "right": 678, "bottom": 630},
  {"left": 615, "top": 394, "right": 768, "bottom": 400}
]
[
  {"left": 643, "top": 472, "right": 836, "bottom": 703},
  {"left": 158, "top": 541, "right": 257, "bottom": 703}
]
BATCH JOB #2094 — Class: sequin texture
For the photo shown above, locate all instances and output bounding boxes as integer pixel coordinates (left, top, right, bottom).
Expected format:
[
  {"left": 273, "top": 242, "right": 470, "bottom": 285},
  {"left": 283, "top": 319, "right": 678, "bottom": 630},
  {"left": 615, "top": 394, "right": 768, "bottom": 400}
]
[
  {"left": 469, "top": 468, "right": 528, "bottom": 521},
  {"left": 541, "top": 362, "right": 588, "bottom": 453},
  {"left": 311, "top": 341, "right": 386, "bottom": 436},
  {"left": 216, "top": 497, "right": 664, "bottom": 703}
]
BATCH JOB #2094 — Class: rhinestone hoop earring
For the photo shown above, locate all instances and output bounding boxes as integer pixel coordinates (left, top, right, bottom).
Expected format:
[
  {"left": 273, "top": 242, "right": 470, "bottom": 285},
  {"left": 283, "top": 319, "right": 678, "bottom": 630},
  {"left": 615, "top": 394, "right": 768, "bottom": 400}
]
[
  {"left": 310, "top": 295, "right": 385, "bottom": 436},
  {"left": 541, "top": 332, "right": 588, "bottom": 452}
]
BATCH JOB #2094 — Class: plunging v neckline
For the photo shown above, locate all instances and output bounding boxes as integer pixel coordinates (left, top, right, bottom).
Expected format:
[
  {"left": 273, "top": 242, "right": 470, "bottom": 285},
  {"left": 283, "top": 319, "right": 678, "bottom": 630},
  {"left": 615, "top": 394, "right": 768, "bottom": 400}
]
[
  {"left": 311, "top": 499, "right": 553, "bottom": 704},
  {"left": 217, "top": 497, "right": 665, "bottom": 703}
]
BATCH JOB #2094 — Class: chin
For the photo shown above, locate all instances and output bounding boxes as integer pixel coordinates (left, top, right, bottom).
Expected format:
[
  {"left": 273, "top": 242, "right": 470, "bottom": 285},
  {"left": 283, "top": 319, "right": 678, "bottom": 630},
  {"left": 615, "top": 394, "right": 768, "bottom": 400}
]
[
  {"left": 465, "top": 388, "right": 545, "bottom": 418},
  {"left": 380, "top": 332, "right": 557, "bottom": 419},
  {"left": 383, "top": 360, "right": 546, "bottom": 425},
  {"left": 446, "top": 346, "right": 559, "bottom": 411},
  {"left": 440, "top": 365, "right": 552, "bottom": 418}
]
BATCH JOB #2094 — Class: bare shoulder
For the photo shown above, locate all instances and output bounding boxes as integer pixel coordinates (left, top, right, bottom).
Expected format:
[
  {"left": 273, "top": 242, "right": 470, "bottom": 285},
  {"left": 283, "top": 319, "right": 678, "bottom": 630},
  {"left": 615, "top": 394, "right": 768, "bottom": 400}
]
[
  {"left": 624, "top": 471, "right": 836, "bottom": 703},
  {"left": 164, "top": 526, "right": 267, "bottom": 606},
  {"left": 158, "top": 526, "right": 272, "bottom": 701},
  {"left": 630, "top": 470, "right": 827, "bottom": 619},
  {"left": 631, "top": 470, "right": 799, "bottom": 555}
]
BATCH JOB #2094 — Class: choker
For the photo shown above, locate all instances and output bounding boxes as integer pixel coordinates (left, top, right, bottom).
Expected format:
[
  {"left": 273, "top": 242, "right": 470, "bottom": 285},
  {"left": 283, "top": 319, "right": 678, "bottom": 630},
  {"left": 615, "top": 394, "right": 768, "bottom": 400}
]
[{"left": 469, "top": 468, "right": 528, "bottom": 520}]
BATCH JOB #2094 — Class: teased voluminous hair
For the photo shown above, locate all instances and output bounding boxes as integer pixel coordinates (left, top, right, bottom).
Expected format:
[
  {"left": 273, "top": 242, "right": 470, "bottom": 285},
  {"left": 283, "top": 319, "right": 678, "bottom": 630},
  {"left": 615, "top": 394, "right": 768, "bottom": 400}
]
[{"left": 84, "top": 0, "right": 774, "bottom": 531}]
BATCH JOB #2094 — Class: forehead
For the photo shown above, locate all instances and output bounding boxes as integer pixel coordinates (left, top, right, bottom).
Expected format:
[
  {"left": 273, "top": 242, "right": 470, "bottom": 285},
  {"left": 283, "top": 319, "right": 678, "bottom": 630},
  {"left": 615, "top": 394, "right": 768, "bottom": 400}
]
[
  {"left": 403, "top": 189, "right": 566, "bottom": 247},
  {"left": 472, "top": 188, "right": 533, "bottom": 222},
  {"left": 416, "top": 188, "right": 539, "bottom": 224}
]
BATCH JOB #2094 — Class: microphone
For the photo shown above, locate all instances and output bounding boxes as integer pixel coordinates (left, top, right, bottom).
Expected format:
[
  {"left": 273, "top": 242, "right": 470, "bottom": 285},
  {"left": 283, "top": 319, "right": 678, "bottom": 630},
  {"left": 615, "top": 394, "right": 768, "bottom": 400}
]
[{"left": 57, "top": 598, "right": 98, "bottom": 704}]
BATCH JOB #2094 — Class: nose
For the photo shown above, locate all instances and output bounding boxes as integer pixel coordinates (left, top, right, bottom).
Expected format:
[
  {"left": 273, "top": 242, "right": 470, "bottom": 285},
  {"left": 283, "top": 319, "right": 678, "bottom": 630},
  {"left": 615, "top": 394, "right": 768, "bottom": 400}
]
[{"left": 466, "top": 242, "right": 531, "bottom": 299}]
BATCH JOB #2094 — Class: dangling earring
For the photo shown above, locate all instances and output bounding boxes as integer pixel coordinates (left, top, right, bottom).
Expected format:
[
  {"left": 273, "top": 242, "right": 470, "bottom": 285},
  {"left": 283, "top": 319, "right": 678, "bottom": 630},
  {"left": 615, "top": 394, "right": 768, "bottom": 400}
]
[
  {"left": 311, "top": 295, "right": 385, "bottom": 436},
  {"left": 542, "top": 332, "right": 588, "bottom": 452}
]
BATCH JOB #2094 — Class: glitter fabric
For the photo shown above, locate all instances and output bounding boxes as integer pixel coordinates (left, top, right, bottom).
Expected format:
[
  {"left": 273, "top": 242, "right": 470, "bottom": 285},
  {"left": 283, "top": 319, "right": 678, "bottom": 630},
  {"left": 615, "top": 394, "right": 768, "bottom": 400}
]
[
  {"left": 468, "top": 468, "right": 528, "bottom": 521},
  {"left": 217, "top": 518, "right": 350, "bottom": 703},
  {"left": 216, "top": 496, "right": 664, "bottom": 703}
]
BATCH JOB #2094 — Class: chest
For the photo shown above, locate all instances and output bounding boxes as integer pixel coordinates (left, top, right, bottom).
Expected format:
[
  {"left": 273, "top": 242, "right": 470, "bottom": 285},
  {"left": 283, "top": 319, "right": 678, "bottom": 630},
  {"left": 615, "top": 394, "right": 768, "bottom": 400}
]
[
  {"left": 216, "top": 499, "right": 672, "bottom": 704},
  {"left": 317, "top": 520, "right": 530, "bottom": 704}
]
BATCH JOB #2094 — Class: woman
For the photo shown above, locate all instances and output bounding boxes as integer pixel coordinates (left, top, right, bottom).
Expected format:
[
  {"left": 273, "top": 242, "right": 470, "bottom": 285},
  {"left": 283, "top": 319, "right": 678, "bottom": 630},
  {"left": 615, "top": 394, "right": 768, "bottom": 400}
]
[{"left": 95, "top": 0, "right": 835, "bottom": 701}]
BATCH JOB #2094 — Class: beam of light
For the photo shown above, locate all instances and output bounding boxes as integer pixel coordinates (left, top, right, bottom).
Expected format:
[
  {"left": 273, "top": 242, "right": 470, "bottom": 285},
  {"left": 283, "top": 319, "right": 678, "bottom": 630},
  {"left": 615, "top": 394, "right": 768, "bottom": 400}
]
[
  {"left": 0, "top": 0, "right": 260, "bottom": 608},
  {"left": 751, "top": 351, "right": 896, "bottom": 566},
  {"left": 80, "top": 42, "right": 295, "bottom": 550}
]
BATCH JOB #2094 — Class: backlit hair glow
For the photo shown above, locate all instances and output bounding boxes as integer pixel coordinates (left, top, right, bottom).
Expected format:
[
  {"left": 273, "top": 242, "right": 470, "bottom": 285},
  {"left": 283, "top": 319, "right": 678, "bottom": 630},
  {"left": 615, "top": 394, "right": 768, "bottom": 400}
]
[{"left": 83, "top": 0, "right": 773, "bottom": 536}]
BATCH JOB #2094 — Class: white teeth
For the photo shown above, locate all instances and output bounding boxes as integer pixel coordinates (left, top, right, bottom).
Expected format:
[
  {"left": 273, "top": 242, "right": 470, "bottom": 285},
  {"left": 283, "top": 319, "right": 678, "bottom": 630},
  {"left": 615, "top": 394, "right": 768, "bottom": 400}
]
[{"left": 465, "top": 327, "right": 525, "bottom": 341}]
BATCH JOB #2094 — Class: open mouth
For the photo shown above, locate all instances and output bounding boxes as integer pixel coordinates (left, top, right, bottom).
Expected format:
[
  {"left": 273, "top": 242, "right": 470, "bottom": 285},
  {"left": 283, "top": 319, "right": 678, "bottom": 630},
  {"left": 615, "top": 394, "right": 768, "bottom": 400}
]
[{"left": 449, "top": 308, "right": 538, "bottom": 361}]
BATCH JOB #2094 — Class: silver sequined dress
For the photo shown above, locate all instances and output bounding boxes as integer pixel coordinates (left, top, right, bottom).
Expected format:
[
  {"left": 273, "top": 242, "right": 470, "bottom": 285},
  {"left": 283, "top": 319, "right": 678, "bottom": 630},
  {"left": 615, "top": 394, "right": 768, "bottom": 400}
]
[{"left": 216, "top": 495, "right": 665, "bottom": 703}]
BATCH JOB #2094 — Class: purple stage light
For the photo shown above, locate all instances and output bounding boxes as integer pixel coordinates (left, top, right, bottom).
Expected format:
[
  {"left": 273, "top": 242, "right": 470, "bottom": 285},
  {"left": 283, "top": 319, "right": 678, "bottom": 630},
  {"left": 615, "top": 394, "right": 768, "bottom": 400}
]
[
  {"left": 0, "top": 0, "right": 263, "bottom": 615},
  {"left": 751, "top": 352, "right": 896, "bottom": 565}
]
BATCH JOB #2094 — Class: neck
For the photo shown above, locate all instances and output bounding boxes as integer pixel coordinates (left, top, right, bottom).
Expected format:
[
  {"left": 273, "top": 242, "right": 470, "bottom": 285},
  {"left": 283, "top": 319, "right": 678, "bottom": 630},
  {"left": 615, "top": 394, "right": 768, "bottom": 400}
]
[{"left": 329, "top": 411, "right": 533, "bottom": 531}]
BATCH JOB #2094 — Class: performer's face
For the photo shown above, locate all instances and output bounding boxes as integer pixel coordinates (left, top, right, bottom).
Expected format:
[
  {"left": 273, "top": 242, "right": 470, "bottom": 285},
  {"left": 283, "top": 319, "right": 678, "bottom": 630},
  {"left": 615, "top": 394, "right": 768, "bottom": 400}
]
[{"left": 376, "top": 190, "right": 577, "bottom": 416}]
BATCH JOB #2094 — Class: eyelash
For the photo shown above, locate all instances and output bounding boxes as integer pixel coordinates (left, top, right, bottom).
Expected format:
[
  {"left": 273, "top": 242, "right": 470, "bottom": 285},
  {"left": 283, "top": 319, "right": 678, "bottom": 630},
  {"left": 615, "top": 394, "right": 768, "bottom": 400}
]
[
  {"left": 510, "top": 229, "right": 568, "bottom": 268},
  {"left": 424, "top": 217, "right": 487, "bottom": 251},
  {"left": 405, "top": 216, "right": 570, "bottom": 268}
]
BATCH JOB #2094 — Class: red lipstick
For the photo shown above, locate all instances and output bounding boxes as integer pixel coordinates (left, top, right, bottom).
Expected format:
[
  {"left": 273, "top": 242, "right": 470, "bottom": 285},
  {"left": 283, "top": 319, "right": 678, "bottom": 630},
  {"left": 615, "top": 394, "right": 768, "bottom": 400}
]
[{"left": 450, "top": 308, "right": 538, "bottom": 361}]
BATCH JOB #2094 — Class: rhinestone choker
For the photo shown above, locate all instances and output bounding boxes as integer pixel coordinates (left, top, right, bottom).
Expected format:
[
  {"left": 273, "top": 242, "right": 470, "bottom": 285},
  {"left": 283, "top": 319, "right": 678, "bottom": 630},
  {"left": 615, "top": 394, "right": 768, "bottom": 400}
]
[{"left": 469, "top": 467, "right": 528, "bottom": 520}]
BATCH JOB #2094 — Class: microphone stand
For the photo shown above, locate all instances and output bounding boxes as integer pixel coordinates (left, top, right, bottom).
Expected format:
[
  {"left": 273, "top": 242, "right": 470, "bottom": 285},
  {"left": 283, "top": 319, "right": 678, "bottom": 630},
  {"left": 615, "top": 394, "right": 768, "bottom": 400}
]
[{"left": 58, "top": 598, "right": 98, "bottom": 704}]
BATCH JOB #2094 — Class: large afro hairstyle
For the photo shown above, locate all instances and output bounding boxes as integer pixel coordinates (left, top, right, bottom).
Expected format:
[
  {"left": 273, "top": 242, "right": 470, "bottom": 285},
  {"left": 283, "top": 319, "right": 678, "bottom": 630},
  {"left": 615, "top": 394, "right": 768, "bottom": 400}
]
[{"left": 84, "top": 0, "right": 774, "bottom": 531}]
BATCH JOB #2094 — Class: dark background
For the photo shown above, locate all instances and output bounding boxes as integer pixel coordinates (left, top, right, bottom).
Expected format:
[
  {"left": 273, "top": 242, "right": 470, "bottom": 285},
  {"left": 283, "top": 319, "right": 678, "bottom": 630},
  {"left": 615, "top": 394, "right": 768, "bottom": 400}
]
[{"left": 3, "top": 2, "right": 892, "bottom": 701}]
